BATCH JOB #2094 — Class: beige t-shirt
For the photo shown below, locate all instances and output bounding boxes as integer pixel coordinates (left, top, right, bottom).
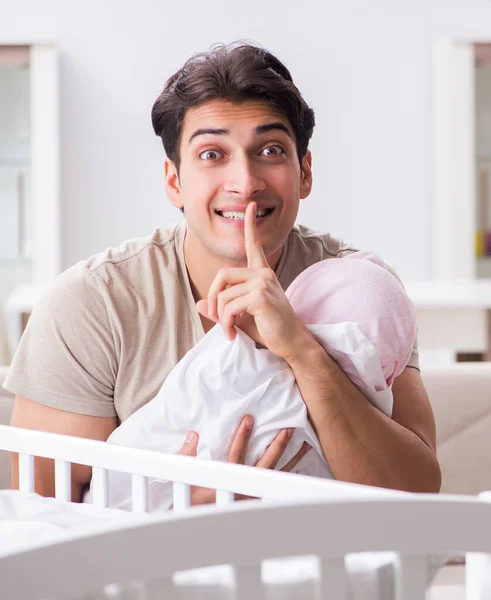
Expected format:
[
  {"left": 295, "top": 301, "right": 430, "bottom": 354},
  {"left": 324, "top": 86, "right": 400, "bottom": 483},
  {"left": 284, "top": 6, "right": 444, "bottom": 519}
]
[{"left": 4, "top": 221, "right": 419, "bottom": 422}]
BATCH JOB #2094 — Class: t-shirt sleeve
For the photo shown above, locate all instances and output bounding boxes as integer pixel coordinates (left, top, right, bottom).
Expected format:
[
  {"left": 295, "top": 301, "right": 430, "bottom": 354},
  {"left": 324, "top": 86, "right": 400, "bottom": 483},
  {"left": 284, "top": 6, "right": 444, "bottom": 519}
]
[
  {"left": 336, "top": 248, "right": 420, "bottom": 372},
  {"left": 3, "top": 264, "right": 118, "bottom": 417}
]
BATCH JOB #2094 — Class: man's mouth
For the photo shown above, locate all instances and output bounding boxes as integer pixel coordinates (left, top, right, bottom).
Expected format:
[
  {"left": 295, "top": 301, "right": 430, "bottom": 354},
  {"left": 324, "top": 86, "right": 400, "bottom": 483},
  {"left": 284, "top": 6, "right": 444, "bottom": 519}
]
[{"left": 215, "top": 207, "right": 275, "bottom": 220}]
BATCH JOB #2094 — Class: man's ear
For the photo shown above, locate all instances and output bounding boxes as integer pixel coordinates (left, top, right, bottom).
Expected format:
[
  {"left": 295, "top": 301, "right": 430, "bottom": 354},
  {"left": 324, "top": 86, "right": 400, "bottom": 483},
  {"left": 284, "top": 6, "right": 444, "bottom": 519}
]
[
  {"left": 164, "top": 159, "right": 183, "bottom": 209},
  {"left": 300, "top": 150, "right": 313, "bottom": 199}
]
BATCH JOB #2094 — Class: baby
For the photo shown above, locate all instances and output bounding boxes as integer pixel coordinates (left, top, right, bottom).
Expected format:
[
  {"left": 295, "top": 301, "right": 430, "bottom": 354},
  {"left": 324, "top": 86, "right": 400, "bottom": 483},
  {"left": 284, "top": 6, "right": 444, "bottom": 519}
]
[{"left": 87, "top": 251, "right": 416, "bottom": 511}]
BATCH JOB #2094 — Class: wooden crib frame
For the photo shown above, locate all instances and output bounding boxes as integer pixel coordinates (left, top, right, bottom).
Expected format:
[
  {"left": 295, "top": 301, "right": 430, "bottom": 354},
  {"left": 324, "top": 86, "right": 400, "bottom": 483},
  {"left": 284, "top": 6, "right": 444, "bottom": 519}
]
[{"left": 0, "top": 423, "right": 490, "bottom": 600}]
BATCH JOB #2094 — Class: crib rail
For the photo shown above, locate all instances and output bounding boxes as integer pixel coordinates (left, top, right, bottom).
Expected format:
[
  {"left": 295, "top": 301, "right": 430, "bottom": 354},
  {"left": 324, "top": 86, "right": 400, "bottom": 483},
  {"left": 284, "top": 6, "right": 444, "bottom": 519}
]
[
  {"left": 1, "top": 492, "right": 491, "bottom": 600},
  {"left": 2, "top": 424, "right": 490, "bottom": 600},
  {"left": 0, "top": 424, "right": 404, "bottom": 512}
]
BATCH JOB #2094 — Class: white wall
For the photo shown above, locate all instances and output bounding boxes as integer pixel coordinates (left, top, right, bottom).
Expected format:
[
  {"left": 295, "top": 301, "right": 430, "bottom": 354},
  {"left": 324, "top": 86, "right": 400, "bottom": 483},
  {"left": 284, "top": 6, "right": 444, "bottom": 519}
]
[{"left": 2, "top": 0, "right": 491, "bottom": 280}]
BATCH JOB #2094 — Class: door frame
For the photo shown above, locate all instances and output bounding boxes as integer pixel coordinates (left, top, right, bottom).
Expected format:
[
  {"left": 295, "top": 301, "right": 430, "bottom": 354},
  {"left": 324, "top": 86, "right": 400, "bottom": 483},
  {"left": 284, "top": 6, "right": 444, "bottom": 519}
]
[
  {"left": 30, "top": 43, "right": 60, "bottom": 283},
  {"left": 433, "top": 39, "right": 476, "bottom": 280}
]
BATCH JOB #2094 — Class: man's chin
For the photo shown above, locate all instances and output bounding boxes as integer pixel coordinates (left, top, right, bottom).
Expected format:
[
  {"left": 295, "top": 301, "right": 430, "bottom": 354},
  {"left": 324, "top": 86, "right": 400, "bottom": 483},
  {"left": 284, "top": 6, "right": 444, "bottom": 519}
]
[
  {"left": 215, "top": 247, "right": 248, "bottom": 265},
  {"left": 217, "top": 243, "right": 283, "bottom": 268}
]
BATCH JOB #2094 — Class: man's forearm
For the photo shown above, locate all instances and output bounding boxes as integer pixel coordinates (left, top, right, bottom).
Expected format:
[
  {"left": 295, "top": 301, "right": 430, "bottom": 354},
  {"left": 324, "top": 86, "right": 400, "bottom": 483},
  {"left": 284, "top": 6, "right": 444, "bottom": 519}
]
[{"left": 286, "top": 334, "right": 441, "bottom": 493}]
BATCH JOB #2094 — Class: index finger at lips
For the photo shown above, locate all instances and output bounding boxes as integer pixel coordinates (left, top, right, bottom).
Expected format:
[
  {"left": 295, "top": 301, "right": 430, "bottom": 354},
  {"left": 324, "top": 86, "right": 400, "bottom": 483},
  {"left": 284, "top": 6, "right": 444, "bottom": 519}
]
[{"left": 245, "top": 202, "right": 268, "bottom": 269}]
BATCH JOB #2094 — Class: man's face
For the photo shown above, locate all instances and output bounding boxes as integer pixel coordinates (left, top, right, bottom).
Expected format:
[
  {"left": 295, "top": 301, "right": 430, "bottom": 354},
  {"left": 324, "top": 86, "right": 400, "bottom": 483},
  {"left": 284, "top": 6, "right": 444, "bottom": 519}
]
[{"left": 164, "top": 99, "right": 312, "bottom": 266}]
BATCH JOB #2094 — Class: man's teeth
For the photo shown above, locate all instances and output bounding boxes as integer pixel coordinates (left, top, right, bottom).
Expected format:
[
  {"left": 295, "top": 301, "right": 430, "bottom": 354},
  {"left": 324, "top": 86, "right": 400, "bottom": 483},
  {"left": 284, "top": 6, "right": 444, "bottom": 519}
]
[{"left": 219, "top": 209, "right": 271, "bottom": 220}]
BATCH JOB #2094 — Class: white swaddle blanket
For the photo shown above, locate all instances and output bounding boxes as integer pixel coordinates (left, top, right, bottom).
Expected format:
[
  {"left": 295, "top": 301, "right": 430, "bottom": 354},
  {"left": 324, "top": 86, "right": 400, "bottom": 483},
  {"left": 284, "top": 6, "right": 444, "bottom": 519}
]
[{"left": 92, "top": 321, "right": 393, "bottom": 512}]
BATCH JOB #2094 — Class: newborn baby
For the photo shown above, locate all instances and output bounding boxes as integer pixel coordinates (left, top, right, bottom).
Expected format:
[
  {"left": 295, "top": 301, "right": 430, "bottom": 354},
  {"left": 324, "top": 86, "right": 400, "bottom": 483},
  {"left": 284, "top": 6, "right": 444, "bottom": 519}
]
[{"left": 88, "top": 251, "right": 416, "bottom": 511}]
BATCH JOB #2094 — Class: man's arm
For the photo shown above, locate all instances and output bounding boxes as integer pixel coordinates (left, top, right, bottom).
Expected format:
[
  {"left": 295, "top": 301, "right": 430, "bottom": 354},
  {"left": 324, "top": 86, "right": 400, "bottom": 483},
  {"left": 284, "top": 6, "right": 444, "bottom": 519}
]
[
  {"left": 287, "top": 337, "right": 441, "bottom": 493},
  {"left": 10, "top": 396, "right": 118, "bottom": 502}
]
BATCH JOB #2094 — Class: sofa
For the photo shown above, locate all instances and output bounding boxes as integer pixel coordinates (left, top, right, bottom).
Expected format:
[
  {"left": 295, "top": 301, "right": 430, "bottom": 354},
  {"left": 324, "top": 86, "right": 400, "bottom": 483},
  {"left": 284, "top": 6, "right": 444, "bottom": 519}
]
[{"left": 425, "top": 362, "right": 491, "bottom": 495}]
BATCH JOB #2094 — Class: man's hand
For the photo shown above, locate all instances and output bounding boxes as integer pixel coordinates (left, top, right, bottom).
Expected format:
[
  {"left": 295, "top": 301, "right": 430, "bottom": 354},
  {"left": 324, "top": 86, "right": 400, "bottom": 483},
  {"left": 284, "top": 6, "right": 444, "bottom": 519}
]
[
  {"left": 177, "top": 415, "right": 310, "bottom": 505},
  {"left": 196, "top": 202, "right": 313, "bottom": 362}
]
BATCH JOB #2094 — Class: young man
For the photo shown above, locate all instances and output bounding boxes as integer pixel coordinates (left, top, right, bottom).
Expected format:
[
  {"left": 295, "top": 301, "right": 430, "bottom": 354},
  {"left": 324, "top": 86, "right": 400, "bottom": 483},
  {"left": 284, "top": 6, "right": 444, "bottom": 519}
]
[{"left": 6, "top": 43, "right": 441, "bottom": 502}]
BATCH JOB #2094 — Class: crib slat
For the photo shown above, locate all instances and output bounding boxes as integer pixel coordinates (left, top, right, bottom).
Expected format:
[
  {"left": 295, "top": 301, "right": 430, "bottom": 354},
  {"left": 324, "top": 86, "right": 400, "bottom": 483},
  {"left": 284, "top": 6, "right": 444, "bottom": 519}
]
[
  {"left": 233, "top": 564, "right": 264, "bottom": 600},
  {"left": 394, "top": 554, "right": 427, "bottom": 600},
  {"left": 55, "top": 459, "right": 72, "bottom": 502},
  {"left": 217, "top": 489, "right": 234, "bottom": 506},
  {"left": 18, "top": 453, "right": 34, "bottom": 492},
  {"left": 467, "top": 491, "right": 491, "bottom": 600},
  {"left": 131, "top": 474, "right": 149, "bottom": 513},
  {"left": 173, "top": 481, "right": 191, "bottom": 513},
  {"left": 91, "top": 467, "right": 109, "bottom": 507},
  {"left": 466, "top": 552, "right": 491, "bottom": 599},
  {"left": 318, "top": 557, "right": 347, "bottom": 599}
]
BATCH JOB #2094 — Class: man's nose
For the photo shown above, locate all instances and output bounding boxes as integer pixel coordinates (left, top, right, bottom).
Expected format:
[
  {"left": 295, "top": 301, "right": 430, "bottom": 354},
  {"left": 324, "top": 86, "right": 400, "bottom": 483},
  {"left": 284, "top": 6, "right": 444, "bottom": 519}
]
[{"left": 223, "top": 155, "right": 267, "bottom": 198}]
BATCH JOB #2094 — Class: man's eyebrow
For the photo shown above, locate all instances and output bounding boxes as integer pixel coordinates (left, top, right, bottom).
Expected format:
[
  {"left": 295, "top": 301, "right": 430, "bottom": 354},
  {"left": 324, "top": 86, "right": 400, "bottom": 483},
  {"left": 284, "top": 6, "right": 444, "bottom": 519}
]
[
  {"left": 188, "top": 128, "right": 229, "bottom": 144},
  {"left": 256, "top": 122, "right": 292, "bottom": 138},
  {"left": 188, "top": 122, "right": 292, "bottom": 144}
]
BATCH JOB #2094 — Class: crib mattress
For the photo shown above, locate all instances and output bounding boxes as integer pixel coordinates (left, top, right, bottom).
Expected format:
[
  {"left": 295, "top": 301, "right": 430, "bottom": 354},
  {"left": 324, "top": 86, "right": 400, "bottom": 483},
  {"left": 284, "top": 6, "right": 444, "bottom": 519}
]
[{"left": 0, "top": 490, "right": 449, "bottom": 600}]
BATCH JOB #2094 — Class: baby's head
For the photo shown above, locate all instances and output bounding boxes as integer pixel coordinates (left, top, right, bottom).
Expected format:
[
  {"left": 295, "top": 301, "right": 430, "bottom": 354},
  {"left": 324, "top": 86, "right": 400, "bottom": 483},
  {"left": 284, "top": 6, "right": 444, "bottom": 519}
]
[{"left": 285, "top": 252, "right": 416, "bottom": 386}]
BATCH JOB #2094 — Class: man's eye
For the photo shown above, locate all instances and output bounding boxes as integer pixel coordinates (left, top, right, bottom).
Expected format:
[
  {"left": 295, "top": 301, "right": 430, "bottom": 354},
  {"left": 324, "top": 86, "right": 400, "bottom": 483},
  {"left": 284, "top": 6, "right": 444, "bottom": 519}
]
[
  {"left": 199, "top": 150, "right": 222, "bottom": 161},
  {"left": 260, "top": 145, "right": 285, "bottom": 157}
]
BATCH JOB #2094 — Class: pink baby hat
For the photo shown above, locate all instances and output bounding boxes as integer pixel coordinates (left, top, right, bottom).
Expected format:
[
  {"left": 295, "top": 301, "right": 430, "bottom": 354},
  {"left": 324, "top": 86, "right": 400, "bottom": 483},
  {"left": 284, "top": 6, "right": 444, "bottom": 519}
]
[{"left": 285, "top": 252, "right": 416, "bottom": 386}]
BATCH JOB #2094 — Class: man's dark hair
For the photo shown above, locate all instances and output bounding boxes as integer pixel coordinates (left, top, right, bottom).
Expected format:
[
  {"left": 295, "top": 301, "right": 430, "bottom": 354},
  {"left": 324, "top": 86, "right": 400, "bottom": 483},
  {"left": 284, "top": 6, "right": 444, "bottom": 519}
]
[{"left": 151, "top": 42, "right": 315, "bottom": 171}]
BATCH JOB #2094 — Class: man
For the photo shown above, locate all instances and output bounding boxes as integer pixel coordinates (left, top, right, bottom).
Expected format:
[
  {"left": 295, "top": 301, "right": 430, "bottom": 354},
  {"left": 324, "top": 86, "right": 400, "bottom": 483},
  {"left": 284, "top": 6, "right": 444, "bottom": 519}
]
[{"left": 5, "top": 42, "right": 441, "bottom": 502}]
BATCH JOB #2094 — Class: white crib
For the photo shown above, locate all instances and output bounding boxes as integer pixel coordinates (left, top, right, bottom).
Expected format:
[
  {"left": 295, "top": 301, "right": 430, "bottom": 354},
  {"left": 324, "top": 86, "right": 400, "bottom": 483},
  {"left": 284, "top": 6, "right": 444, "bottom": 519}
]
[{"left": 0, "top": 423, "right": 490, "bottom": 600}]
